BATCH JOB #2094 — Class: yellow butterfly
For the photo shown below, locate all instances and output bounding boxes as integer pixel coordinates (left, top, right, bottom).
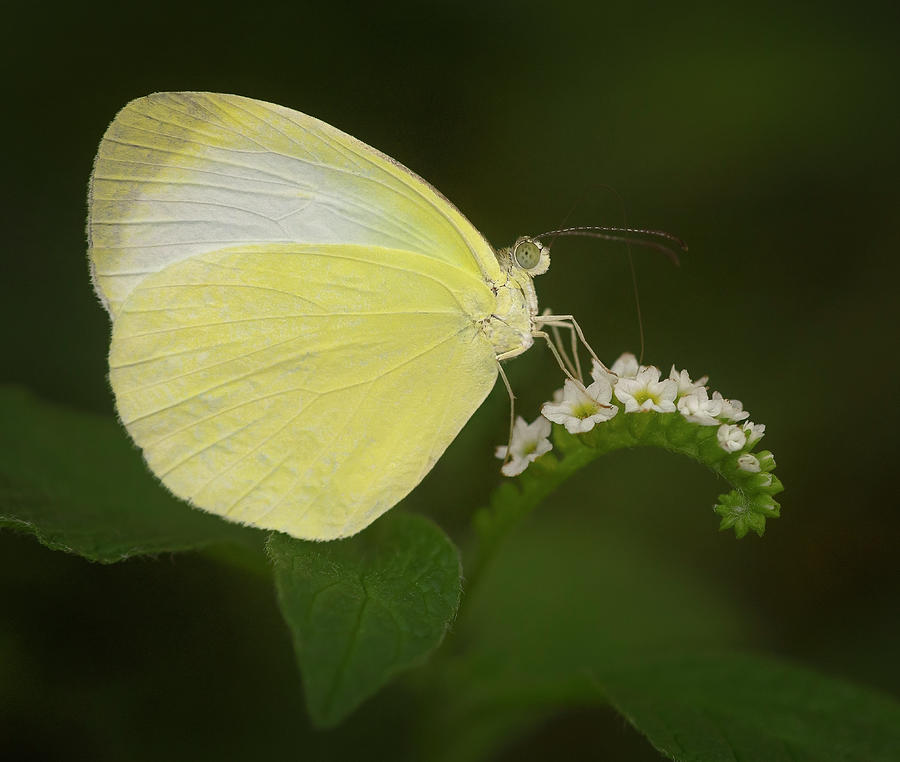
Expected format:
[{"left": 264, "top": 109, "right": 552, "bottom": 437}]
[{"left": 87, "top": 92, "right": 581, "bottom": 540}]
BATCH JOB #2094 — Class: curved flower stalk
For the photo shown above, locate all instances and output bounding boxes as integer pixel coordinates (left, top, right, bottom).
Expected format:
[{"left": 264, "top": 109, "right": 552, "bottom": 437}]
[{"left": 476, "top": 354, "right": 783, "bottom": 573}]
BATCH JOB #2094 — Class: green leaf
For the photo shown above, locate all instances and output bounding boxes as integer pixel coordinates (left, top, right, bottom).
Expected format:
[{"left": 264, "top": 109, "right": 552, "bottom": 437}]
[
  {"left": 426, "top": 508, "right": 761, "bottom": 761},
  {"left": 597, "top": 651, "right": 900, "bottom": 762},
  {"left": 0, "top": 386, "right": 258, "bottom": 562},
  {"left": 433, "top": 504, "right": 900, "bottom": 762},
  {"left": 267, "top": 512, "right": 462, "bottom": 728}
]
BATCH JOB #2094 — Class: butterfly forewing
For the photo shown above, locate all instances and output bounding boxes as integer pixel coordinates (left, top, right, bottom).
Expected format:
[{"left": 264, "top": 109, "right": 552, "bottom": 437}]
[{"left": 88, "top": 92, "right": 501, "bottom": 315}]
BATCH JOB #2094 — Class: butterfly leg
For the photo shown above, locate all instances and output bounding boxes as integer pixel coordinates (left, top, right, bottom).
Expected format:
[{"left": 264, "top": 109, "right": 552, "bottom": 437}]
[
  {"left": 531, "top": 331, "right": 594, "bottom": 397},
  {"left": 495, "top": 362, "right": 516, "bottom": 466},
  {"left": 539, "top": 308, "right": 582, "bottom": 382},
  {"left": 534, "top": 314, "right": 610, "bottom": 375}
]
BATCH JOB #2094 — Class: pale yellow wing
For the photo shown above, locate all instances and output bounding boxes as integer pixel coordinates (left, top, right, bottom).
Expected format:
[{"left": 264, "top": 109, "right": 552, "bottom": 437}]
[
  {"left": 109, "top": 243, "right": 498, "bottom": 540},
  {"left": 88, "top": 92, "right": 501, "bottom": 316}
]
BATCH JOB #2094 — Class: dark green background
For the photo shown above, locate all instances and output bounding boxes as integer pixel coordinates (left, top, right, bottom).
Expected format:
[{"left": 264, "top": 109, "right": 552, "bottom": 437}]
[{"left": 3, "top": 1, "right": 898, "bottom": 759}]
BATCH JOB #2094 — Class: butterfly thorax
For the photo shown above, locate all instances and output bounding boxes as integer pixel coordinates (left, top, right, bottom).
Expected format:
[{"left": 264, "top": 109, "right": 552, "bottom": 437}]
[{"left": 480, "top": 244, "right": 546, "bottom": 359}]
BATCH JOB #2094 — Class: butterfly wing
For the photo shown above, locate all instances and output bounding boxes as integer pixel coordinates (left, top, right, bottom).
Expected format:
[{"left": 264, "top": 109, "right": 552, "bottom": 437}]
[
  {"left": 109, "top": 244, "right": 498, "bottom": 540},
  {"left": 88, "top": 92, "right": 502, "bottom": 316}
]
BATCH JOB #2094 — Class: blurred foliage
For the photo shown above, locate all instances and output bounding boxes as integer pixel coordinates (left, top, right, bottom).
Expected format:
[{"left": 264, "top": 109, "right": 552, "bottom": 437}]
[
  {"left": 3, "top": 0, "right": 899, "bottom": 759},
  {"left": 0, "top": 387, "right": 260, "bottom": 560},
  {"left": 595, "top": 653, "right": 900, "bottom": 761}
]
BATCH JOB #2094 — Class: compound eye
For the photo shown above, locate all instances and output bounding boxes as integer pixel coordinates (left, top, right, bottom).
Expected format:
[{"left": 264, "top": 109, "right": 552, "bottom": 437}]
[{"left": 514, "top": 240, "right": 541, "bottom": 270}]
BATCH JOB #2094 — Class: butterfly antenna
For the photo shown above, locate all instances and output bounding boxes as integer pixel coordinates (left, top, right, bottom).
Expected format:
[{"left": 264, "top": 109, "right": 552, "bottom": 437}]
[
  {"left": 535, "top": 195, "right": 686, "bottom": 364},
  {"left": 535, "top": 226, "right": 686, "bottom": 266}
]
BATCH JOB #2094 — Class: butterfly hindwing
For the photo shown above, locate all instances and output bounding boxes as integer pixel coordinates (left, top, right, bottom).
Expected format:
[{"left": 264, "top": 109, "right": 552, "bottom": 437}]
[{"left": 109, "top": 243, "right": 498, "bottom": 539}]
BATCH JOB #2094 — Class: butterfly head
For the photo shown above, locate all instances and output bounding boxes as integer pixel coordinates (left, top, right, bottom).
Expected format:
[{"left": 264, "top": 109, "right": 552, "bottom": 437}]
[{"left": 511, "top": 236, "right": 551, "bottom": 276}]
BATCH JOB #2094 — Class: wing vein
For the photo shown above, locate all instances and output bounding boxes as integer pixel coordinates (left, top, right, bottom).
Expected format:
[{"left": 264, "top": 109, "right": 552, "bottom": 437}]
[
  {"left": 103, "top": 137, "right": 302, "bottom": 185},
  {"left": 119, "top": 322, "right": 466, "bottom": 426},
  {"left": 138, "top": 96, "right": 273, "bottom": 153},
  {"left": 291, "top": 326, "right": 469, "bottom": 530},
  {"left": 156, "top": 415, "right": 264, "bottom": 479},
  {"left": 93, "top": 175, "right": 303, "bottom": 197},
  {"left": 253, "top": 380, "right": 377, "bottom": 525},
  {"left": 94, "top": 159, "right": 298, "bottom": 187},
  {"left": 91, "top": 197, "right": 305, "bottom": 228}
]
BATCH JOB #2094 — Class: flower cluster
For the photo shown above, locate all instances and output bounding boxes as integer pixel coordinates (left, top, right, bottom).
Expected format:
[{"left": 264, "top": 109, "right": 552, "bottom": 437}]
[
  {"left": 496, "top": 353, "right": 767, "bottom": 475},
  {"left": 494, "top": 352, "right": 781, "bottom": 538}
]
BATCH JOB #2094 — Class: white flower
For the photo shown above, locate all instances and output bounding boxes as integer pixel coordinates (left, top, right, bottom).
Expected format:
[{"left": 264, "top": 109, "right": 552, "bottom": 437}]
[
  {"left": 495, "top": 415, "right": 553, "bottom": 476},
  {"left": 541, "top": 378, "right": 618, "bottom": 433},
  {"left": 742, "top": 421, "right": 765, "bottom": 447},
  {"left": 712, "top": 391, "right": 750, "bottom": 422},
  {"left": 737, "top": 453, "right": 761, "bottom": 472},
  {"left": 717, "top": 423, "right": 747, "bottom": 452},
  {"left": 590, "top": 357, "right": 619, "bottom": 387},
  {"left": 669, "top": 365, "right": 709, "bottom": 396},
  {"left": 677, "top": 388, "right": 723, "bottom": 425},
  {"left": 611, "top": 352, "right": 640, "bottom": 379},
  {"left": 614, "top": 366, "right": 678, "bottom": 413}
]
